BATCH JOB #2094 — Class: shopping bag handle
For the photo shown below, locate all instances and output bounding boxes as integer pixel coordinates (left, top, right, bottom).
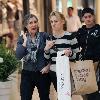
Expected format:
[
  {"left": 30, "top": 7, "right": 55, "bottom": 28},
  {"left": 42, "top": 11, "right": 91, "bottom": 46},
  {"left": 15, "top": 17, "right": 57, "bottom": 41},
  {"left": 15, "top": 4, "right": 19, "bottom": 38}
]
[
  {"left": 57, "top": 50, "right": 65, "bottom": 57},
  {"left": 61, "top": 54, "right": 65, "bottom": 56}
]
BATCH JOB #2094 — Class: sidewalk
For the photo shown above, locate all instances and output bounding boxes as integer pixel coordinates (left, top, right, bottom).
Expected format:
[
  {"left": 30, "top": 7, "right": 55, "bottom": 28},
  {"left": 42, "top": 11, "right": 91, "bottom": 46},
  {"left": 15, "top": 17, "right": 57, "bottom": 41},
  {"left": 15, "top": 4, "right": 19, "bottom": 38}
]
[{"left": 10, "top": 72, "right": 83, "bottom": 100}]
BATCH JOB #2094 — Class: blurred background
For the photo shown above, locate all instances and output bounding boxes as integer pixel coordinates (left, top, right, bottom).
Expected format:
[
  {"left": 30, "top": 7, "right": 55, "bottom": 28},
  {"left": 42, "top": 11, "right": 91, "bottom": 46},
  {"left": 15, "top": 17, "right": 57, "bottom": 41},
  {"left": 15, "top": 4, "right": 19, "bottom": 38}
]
[
  {"left": 1, "top": 0, "right": 100, "bottom": 50},
  {"left": 0, "top": 0, "right": 100, "bottom": 100}
]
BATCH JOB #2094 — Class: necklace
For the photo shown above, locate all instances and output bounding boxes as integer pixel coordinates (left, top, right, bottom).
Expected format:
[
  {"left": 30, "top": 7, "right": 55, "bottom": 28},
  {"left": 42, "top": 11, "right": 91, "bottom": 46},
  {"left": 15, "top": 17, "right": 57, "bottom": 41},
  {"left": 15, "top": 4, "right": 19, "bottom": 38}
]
[{"left": 53, "top": 31, "right": 65, "bottom": 38}]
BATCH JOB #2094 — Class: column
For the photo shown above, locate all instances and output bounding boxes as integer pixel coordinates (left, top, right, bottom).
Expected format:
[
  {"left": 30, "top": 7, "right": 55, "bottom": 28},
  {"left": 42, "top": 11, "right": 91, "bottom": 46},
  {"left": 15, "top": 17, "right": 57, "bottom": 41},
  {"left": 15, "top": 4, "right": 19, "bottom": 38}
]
[
  {"left": 72, "top": 0, "right": 78, "bottom": 14},
  {"left": 44, "top": 0, "right": 52, "bottom": 32},
  {"left": 95, "top": 0, "right": 100, "bottom": 24},
  {"left": 23, "top": 0, "right": 29, "bottom": 15},
  {"left": 62, "top": 0, "right": 67, "bottom": 17},
  {"left": 37, "top": 0, "right": 44, "bottom": 31},
  {"left": 52, "top": 0, "right": 56, "bottom": 10}
]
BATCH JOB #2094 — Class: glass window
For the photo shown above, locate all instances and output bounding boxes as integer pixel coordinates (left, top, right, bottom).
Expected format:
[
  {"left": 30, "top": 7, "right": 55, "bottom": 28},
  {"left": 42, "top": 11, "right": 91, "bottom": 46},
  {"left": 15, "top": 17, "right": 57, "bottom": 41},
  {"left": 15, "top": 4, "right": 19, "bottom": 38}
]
[
  {"left": 67, "top": 0, "right": 72, "bottom": 7},
  {"left": 56, "top": 0, "right": 62, "bottom": 12}
]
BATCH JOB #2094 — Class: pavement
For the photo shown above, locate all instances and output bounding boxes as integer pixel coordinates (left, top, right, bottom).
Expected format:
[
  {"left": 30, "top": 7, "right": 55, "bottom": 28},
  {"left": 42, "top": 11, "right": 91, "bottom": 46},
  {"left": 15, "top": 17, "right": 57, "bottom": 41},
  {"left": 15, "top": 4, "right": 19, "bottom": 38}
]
[{"left": 9, "top": 72, "right": 83, "bottom": 100}]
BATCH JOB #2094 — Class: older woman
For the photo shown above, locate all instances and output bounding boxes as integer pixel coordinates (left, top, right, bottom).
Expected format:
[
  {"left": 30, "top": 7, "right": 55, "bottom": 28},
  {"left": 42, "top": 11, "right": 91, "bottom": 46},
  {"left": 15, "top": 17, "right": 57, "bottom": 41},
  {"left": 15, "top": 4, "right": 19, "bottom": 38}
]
[{"left": 16, "top": 14, "right": 50, "bottom": 100}]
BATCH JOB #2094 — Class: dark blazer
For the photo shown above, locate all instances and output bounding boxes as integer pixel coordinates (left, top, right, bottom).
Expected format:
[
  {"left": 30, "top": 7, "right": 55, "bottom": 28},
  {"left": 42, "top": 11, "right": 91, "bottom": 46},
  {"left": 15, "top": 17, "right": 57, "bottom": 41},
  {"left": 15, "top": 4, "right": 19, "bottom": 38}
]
[{"left": 16, "top": 32, "right": 49, "bottom": 71}]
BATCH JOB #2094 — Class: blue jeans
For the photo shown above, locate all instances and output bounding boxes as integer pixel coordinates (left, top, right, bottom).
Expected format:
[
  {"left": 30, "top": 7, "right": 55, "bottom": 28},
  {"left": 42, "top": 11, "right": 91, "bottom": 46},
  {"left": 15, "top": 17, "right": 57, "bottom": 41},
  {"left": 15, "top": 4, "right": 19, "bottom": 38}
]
[
  {"left": 20, "top": 70, "right": 50, "bottom": 100},
  {"left": 49, "top": 71, "right": 57, "bottom": 91}
]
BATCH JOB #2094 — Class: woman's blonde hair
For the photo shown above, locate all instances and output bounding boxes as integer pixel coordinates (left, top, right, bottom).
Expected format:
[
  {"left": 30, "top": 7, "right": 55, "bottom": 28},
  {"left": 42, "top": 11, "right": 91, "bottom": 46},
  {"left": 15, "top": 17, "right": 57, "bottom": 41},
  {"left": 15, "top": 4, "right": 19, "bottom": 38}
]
[{"left": 49, "top": 11, "right": 67, "bottom": 31}]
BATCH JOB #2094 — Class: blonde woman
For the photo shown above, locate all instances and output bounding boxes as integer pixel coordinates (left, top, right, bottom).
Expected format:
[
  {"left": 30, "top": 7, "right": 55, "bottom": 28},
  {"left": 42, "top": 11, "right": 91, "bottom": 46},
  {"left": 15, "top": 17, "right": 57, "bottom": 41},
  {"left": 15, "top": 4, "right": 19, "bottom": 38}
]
[{"left": 44, "top": 11, "right": 79, "bottom": 91}]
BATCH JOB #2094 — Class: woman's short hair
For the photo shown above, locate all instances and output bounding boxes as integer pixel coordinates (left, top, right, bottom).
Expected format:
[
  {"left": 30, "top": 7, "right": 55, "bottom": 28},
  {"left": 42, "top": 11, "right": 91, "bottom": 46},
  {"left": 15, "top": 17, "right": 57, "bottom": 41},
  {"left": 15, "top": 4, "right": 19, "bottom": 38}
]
[
  {"left": 23, "top": 14, "right": 38, "bottom": 32},
  {"left": 23, "top": 14, "right": 38, "bottom": 27}
]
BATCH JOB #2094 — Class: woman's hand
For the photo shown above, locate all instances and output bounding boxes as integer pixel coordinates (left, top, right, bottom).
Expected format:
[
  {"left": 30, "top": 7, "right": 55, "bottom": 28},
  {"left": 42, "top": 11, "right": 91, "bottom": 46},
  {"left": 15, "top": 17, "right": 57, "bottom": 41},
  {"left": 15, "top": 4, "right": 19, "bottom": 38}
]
[
  {"left": 40, "top": 64, "right": 51, "bottom": 74},
  {"left": 64, "top": 48, "right": 72, "bottom": 57},
  {"left": 44, "top": 40, "right": 55, "bottom": 51}
]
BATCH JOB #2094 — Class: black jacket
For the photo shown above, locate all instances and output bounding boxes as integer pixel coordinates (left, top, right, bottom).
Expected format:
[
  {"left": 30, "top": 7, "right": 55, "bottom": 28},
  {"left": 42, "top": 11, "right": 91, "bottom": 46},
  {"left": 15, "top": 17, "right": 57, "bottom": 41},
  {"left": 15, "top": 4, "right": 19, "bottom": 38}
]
[{"left": 76, "top": 24, "right": 100, "bottom": 61}]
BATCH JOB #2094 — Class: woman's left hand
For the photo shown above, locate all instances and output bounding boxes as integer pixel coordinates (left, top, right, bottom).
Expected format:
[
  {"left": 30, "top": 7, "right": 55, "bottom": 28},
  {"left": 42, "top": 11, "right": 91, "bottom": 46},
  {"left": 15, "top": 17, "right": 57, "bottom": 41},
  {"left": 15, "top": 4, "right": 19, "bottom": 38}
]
[
  {"left": 40, "top": 65, "right": 50, "bottom": 74},
  {"left": 64, "top": 48, "right": 72, "bottom": 56}
]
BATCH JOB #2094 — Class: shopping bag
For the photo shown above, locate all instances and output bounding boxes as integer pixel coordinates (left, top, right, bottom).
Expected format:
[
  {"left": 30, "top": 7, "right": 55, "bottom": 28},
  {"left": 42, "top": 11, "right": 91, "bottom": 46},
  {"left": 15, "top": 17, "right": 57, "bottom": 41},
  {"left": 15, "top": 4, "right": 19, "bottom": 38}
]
[
  {"left": 70, "top": 60, "right": 98, "bottom": 95},
  {"left": 56, "top": 51, "right": 71, "bottom": 100}
]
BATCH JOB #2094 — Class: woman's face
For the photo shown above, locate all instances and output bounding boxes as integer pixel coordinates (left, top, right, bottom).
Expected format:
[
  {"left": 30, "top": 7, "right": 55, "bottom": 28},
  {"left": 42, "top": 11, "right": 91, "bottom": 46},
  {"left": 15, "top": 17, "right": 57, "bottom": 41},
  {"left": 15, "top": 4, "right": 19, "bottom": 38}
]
[
  {"left": 50, "top": 15, "right": 64, "bottom": 32},
  {"left": 82, "top": 13, "right": 95, "bottom": 26},
  {"left": 26, "top": 17, "right": 39, "bottom": 34}
]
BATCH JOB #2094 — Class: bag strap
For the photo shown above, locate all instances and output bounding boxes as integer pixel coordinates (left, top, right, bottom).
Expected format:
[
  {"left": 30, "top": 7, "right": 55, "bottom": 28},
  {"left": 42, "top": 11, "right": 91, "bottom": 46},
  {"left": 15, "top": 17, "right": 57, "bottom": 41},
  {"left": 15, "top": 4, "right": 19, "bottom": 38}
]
[{"left": 96, "top": 61, "right": 100, "bottom": 82}]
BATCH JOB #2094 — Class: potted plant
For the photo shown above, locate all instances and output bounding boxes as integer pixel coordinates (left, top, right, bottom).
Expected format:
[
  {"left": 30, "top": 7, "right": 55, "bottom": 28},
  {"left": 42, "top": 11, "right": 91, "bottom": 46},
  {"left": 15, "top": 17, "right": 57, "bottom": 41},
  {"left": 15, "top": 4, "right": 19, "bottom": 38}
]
[{"left": 0, "top": 44, "right": 19, "bottom": 100}]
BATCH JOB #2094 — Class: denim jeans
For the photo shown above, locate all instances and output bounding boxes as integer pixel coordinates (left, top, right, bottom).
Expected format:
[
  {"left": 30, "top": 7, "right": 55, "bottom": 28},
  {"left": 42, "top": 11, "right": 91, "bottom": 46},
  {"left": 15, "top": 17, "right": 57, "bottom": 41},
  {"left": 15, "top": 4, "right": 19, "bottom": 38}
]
[
  {"left": 49, "top": 71, "right": 57, "bottom": 91},
  {"left": 20, "top": 69, "right": 50, "bottom": 100}
]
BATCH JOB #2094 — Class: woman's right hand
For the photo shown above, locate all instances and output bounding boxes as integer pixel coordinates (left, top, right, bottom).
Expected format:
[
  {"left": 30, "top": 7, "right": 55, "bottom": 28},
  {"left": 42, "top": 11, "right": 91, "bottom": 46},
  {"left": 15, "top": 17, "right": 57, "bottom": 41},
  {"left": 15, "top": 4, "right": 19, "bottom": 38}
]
[
  {"left": 21, "top": 31, "right": 27, "bottom": 41},
  {"left": 44, "top": 40, "right": 55, "bottom": 51}
]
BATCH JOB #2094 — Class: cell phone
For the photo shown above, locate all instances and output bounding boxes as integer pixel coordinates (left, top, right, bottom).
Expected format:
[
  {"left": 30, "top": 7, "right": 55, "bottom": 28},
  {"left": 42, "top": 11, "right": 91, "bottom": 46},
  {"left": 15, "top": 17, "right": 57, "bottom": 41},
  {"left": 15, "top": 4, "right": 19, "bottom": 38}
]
[
  {"left": 24, "top": 27, "right": 28, "bottom": 33},
  {"left": 20, "top": 27, "right": 28, "bottom": 36},
  {"left": 48, "top": 35, "right": 58, "bottom": 51},
  {"left": 48, "top": 34, "right": 53, "bottom": 40}
]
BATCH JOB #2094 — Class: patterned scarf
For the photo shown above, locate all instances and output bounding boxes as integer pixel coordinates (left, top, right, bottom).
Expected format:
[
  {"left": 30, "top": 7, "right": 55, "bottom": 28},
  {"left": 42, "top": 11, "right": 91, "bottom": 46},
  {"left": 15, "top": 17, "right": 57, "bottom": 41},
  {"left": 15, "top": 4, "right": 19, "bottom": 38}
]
[{"left": 23, "top": 32, "right": 40, "bottom": 63}]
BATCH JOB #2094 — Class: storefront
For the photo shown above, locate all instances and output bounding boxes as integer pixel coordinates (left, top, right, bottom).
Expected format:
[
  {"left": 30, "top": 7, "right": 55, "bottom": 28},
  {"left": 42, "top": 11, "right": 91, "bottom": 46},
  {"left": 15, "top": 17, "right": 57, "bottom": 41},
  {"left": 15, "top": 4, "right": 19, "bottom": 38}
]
[
  {"left": 10, "top": 0, "right": 100, "bottom": 32},
  {"left": 1, "top": 0, "right": 100, "bottom": 33}
]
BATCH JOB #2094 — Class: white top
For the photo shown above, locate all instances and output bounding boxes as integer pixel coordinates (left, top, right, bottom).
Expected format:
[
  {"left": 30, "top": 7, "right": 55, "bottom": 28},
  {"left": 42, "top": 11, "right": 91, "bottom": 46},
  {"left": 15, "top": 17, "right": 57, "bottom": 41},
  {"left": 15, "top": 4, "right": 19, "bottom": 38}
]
[{"left": 66, "top": 15, "right": 82, "bottom": 32}]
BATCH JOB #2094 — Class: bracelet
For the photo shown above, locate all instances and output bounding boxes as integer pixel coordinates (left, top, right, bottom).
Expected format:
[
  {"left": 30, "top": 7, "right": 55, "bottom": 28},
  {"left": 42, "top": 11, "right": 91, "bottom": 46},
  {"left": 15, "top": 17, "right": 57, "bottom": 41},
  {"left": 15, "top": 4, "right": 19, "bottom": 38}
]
[{"left": 44, "top": 49, "right": 50, "bottom": 54}]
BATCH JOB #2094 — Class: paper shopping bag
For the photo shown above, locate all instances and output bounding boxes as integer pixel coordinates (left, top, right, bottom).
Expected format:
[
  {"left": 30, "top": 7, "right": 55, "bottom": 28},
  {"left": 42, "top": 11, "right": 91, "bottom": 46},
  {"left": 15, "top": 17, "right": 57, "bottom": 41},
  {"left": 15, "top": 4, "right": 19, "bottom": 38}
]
[
  {"left": 70, "top": 60, "right": 98, "bottom": 95},
  {"left": 56, "top": 51, "right": 71, "bottom": 100}
]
